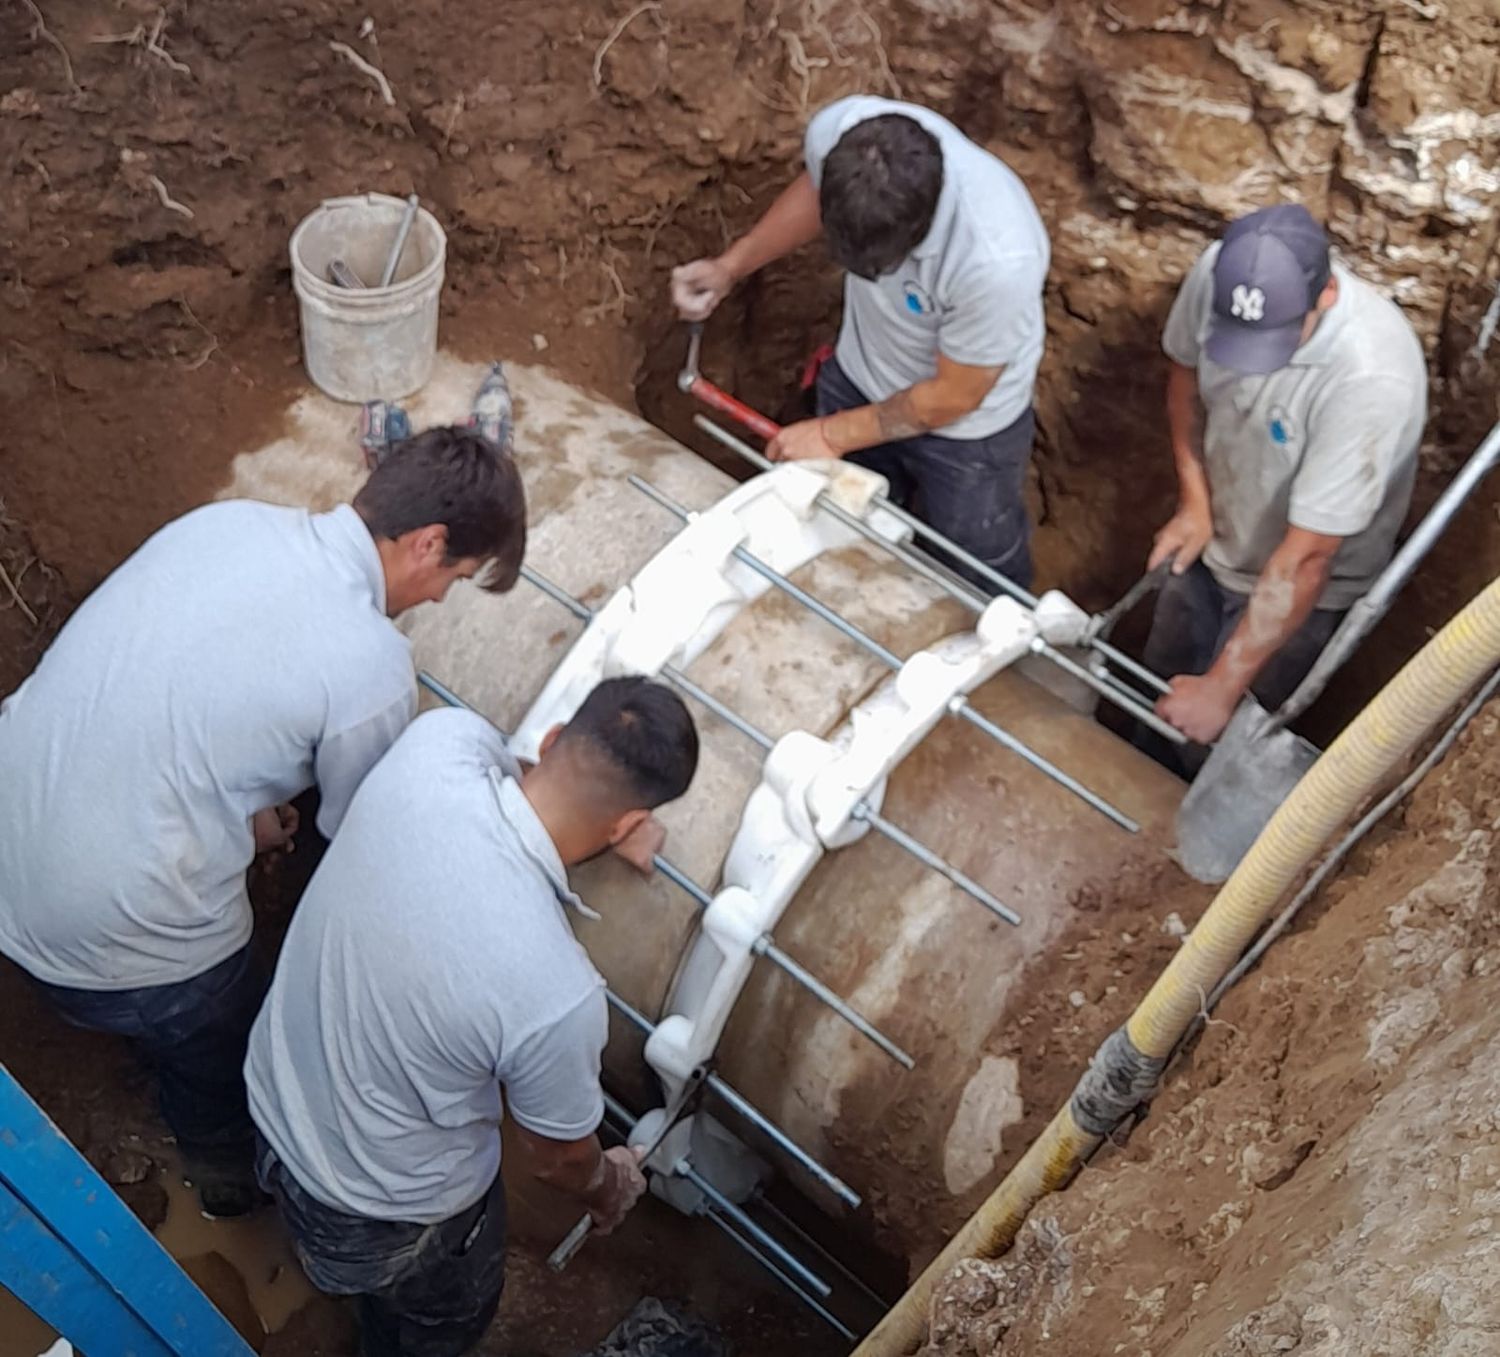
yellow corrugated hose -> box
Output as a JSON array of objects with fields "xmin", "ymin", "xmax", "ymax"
[{"xmin": 853, "ymin": 574, "xmax": 1500, "ymax": 1357}]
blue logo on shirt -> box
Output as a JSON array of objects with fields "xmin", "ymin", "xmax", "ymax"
[
  {"xmin": 903, "ymin": 281, "xmax": 932, "ymax": 315},
  {"xmin": 1267, "ymin": 405, "xmax": 1296, "ymax": 447},
  {"xmin": 1270, "ymin": 419, "xmax": 1288, "ymax": 445}
]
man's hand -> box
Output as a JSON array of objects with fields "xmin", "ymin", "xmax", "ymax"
[
  {"xmin": 671, "ymin": 258, "xmax": 735, "ymax": 322},
  {"xmin": 587, "ymin": 1145, "xmax": 648, "ymax": 1235},
  {"xmin": 612, "ymin": 815, "xmax": 666, "ymax": 876},
  {"xmin": 767, "ymin": 418, "xmax": 839, "ymax": 463},
  {"xmin": 1149, "ymin": 502, "xmax": 1213, "ymax": 574},
  {"xmin": 251, "ymin": 803, "xmax": 299, "ymax": 854},
  {"xmin": 1155, "ymin": 673, "xmax": 1240, "ymax": 744}
]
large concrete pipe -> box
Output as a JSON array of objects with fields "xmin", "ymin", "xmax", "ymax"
[{"xmin": 225, "ymin": 356, "xmax": 1184, "ymax": 1270}]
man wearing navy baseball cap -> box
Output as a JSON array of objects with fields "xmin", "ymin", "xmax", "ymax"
[{"xmin": 1141, "ymin": 203, "xmax": 1426, "ymax": 750}]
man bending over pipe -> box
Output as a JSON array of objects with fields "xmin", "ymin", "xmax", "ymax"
[
  {"xmin": 1143, "ymin": 204, "xmax": 1426, "ymax": 751},
  {"xmin": 0, "ymin": 427, "xmax": 526, "ymax": 1218},
  {"xmin": 245, "ymin": 677, "xmax": 700, "ymax": 1357},
  {"xmin": 672, "ymin": 95, "xmax": 1049, "ymax": 591}
]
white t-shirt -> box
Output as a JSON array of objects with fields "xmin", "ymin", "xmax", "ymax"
[
  {"xmin": 246, "ymin": 708, "xmax": 607, "ymax": 1224},
  {"xmin": 0, "ymin": 501, "xmax": 414, "ymax": 989},
  {"xmin": 804, "ymin": 96, "xmax": 1051, "ymax": 440},
  {"xmin": 1163, "ymin": 249, "xmax": 1426, "ymax": 609}
]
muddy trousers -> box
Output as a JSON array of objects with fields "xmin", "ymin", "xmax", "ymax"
[
  {"xmin": 1137, "ymin": 561, "xmax": 1346, "ymax": 773},
  {"xmin": 814, "ymin": 356, "xmax": 1035, "ymax": 594},
  {"xmin": 31, "ymin": 945, "xmax": 266, "ymax": 1170},
  {"xmin": 258, "ymin": 1142, "xmax": 507, "ymax": 1357}
]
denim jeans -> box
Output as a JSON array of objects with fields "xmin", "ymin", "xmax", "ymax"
[
  {"xmin": 32, "ymin": 946, "xmax": 266, "ymax": 1160},
  {"xmin": 815, "ymin": 356, "xmax": 1035, "ymax": 593},
  {"xmin": 258, "ymin": 1142, "xmax": 507, "ymax": 1357},
  {"xmin": 1137, "ymin": 560, "xmax": 1345, "ymax": 772}
]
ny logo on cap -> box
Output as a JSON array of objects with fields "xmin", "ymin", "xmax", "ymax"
[{"xmin": 1231, "ymin": 284, "xmax": 1266, "ymax": 321}]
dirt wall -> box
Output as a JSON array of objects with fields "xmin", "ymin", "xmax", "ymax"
[
  {"xmin": 4, "ymin": 1, "xmax": 1498, "ymax": 686},
  {"xmin": 920, "ymin": 700, "xmax": 1500, "ymax": 1357}
]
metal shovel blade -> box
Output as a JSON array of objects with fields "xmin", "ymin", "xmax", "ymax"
[{"xmin": 1173, "ymin": 699, "xmax": 1321, "ymax": 884}]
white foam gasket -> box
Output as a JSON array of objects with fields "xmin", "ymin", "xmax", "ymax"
[
  {"xmin": 654, "ymin": 595, "xmax": 1040, "ymax": 1107},
  {"xmin": 511, "ymin": 462, "xmax": 908, "ymax": 760}
]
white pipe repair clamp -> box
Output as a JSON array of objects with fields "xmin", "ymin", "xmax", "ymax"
[{"xmin": 511, "ymin": 463, "xmax": 909, "ymax": 759}]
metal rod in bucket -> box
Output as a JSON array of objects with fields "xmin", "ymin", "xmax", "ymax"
[{"xmin": 379, "ymin": 194, "xmax": 421, "ymax": 288}]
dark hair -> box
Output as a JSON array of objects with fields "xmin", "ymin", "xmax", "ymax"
[
  {"xmin": 353, "ymin": 427, "xmax": 527, "ymax": 592},
  {"xmin": 559, "ymin": 677, "xmax": 699, "ymax": 811},
  {"xmin": 820, "ymin": 114, "xmax": 943, "ymax": 281}
]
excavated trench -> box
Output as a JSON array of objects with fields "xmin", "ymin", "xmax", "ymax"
[{"xmin": 2, "ymin": 0, "xmax": 1499, "ymax": 1353}]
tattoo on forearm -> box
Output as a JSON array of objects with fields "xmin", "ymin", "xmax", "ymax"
[{"xmin": 874, "ymin": 390, "xmax": 930, "ymax": 442}]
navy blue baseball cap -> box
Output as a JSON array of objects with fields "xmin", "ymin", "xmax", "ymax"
[{"xmin": 1206, "ymin": 204, "xmax": 1332, "ymax": 374}]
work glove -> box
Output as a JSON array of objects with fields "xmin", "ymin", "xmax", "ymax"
[{"xmin": 671, "ymin": 258, "xmax": 734, "ymax": 322}]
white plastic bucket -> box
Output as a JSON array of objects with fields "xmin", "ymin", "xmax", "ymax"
[{"xmin": 289, "ymin": 192, "xmax": 446, "ymax": 403}]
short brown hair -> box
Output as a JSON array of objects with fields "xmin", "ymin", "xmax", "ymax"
[
  {"xmin": 353, "ymin": 426, "xmax": 527, "ymax": 592},
  {"xmin": 821, "ymin": 114, "xmax": 943, "ymax": 281}
]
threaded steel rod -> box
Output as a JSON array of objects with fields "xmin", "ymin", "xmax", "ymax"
[
  {"xmin": 521, "ymin": 568, "xmax": 1019, "ymax": 921},
  {"xmin": 627, "ymin": 475, "xmax": 1139, "ymax": 833},
  {"xmin": 422, "ymin": 665, "xmax": 911, "ymax": 1069},
  {"xmin": 600, "ymin": 1093, "xmax": 854, "ymax": 1337},
  {"xmin": 693, "ymin": 413, "xmax": 1171, "ymax": 698},
  {"xmin": 522, "ymin": 569, "xmax": 1024, "ymax": 939},
  {"xmin": 601, "ymin": 988, "xmax": 861, "ymax": 1207}
]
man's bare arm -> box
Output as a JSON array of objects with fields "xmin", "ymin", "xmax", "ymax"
[
  {"xmin": 671, "ymin": 174, "xmax": 822, "ymax": 321},
  {"xmin": 1150, "ymin": 362, "xmax": 1214, "ymax": 573},
  {"xmin": 514, "ymin": 1123, "xmax": 646, "ymax": 1233},
  {"xmin": 1156, "ymin": 526, "xmax": 1341, "ymax": 742},
  {"xmin": 767, "ymin": 353, "xmax": 1004, "ymax": 462}
]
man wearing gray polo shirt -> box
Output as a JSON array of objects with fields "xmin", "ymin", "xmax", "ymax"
[
  {"xmin": 246, "ymin": 678, "xmax": 700, "ymax": 1357},
  {"xmin": 1144, "ymin": 204, "xmax": 1426, "ymax": 749},
  {"xmin": 672, "ymin": 95, "xmax": 1049, "ymax": 591},
  {"xmin": 0, "ymin": 427, "xmax": 526, "ymax": 1216}
]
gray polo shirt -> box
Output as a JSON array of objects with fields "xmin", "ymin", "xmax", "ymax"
[
  {"xmin": 0, "ymin": 501, "xmax": 414, "ymax": 990},
  {"xmin": 804, "ymin": 96, "xmax": 1050, "ymax": 440},
  {"xmin": 246, "ymin": 707, "xmax": 607, "ymax": 1224},
  {"xmin": 1163, "ymin": 247, "xmax": 1426, "ymax": 609}
]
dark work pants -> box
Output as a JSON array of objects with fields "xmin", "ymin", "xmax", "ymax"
[
  {"xmin": 33, "ymin": 946, "xmax": 266, "ymax": 1163},
  {"xmin": 259, "ymin": 1142, "xmax": 507, "ymax": 1357},
  {"xmin": 1138, "ymin": 560, "xmax": 1345, "ymax": 771},
  {"xmin": 815, "ymin": 356, "xmax": 1035, "ymax": 593}
]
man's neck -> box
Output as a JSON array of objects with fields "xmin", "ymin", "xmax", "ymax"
[{"xmin": 518, "ymin": 768, "xmax": 592, "ymax": 867}]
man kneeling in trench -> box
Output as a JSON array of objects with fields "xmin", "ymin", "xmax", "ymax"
[{"xmin": 245, "ymin": 677, "xmax": 700, "ymax": 1357}]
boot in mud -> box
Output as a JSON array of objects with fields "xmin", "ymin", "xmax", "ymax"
[{"xmin": 182, "ymin": 1143, "xmax": 267, "ymax": 1221}]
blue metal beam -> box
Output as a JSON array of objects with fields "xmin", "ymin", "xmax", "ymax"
[{"xmin": 0, "ymin": 1066, "xmax": 255, "ymax": 1356}]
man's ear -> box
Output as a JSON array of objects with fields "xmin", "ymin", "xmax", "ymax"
[
  {"xmin": 537, "ymin": 724, "xmax": 564, "ymax": 759},
  {"xmin": 606, "ymin": 807, "xmax": 650, "ymax": 847},
  {"xmin": 407, "ymin": 523, "xmax": 448, "ymax": 565}
]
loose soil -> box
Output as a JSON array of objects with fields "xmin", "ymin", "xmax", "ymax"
[{"xmin": 3, "ymin": 0, "xmax": 1500, "ymax": 1354}]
